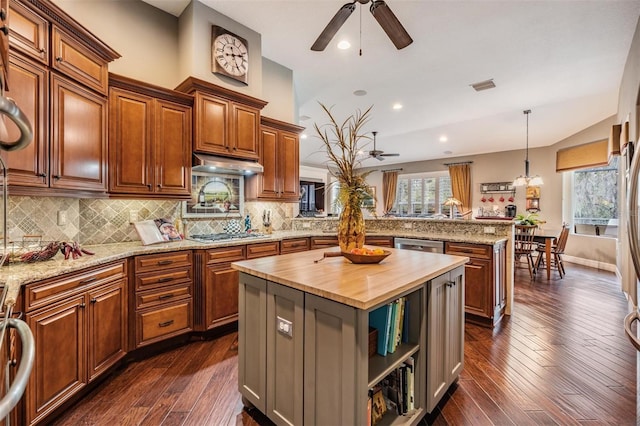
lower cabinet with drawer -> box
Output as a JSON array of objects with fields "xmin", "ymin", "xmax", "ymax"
[
  {"xmin": 24, "ymin": 261, "xmax": 128, "ymax": 426},
  {"xmin": 444, "ymin": 241, "xmax": 506, "ymax": 327},
  {"xmin": 280, "ymin": 237, "xmax": 310, "ymax": 254},
  {"xmin": 133, "ymin": 251, "xmax": 193, "ymax": 348}
]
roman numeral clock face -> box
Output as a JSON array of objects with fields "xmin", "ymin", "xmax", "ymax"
[{"xmin": 212, "ymin": 26, "xmax": 248, "ymax": 84}]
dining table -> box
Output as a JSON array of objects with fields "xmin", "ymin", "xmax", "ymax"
[{"xmin": 533, "ymin": 233, "xmax": 557, "ymax": 280}]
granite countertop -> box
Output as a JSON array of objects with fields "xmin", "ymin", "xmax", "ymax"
[{"xmin": 0, "ymin": 230, "xmax": 507, "ymax": 287}]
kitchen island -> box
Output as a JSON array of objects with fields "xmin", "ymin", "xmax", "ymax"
[{"xmin": 232, "ymin": 247, "xmax": 468, "ymax": 426}]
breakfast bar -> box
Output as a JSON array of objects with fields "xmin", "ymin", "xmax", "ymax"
[{"xmin": 232, "ymin": 247, "xmax": 468, "ymax": 425}]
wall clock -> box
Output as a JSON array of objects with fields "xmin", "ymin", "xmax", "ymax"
[{"xmin": 211, "ymin": 25, "xmax": 249, "ymax": 85}]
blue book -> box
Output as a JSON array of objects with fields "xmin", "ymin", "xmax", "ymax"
[
  {"xmin": 387, "ymin": 300, "xmax": 399, "ymax": 353},
  {"xmin": 369, "ymin": 304, "xmax": 392, "ymax": 356}
]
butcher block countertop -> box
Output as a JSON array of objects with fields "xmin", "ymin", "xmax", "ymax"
[{"xmin": 231, "ymin": 247, "xmax": 469, "ymax": 310}]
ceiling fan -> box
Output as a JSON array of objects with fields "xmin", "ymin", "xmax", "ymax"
[
  {"xmin": 311, "ymin": 0, "xmax": 413, "ymax": 51},
  {"xmin": 368, "ymin": 131, "xmax": 399, "ymax": 161}
]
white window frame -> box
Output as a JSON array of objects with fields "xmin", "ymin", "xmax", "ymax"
[{"xmin": 392, "ymin": 171, "xmax": 452, "ymax": 217}]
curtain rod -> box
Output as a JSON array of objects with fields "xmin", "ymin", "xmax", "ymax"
[
  {"xmin": 443, "ymin": 161, "xmax": 473, "ymax": 166},
  {"xmin": 381, "ymin": 168, "xmax": 403, "ymax": 173}
]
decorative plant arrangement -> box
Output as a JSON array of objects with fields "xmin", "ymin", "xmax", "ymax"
[
  {"xmin": 314, "ymin": 104, "xmax": 375, "ymax": 253},
  {"xmin": 515, "ymin": 213, "xmax": 540, "ymax": 226}
]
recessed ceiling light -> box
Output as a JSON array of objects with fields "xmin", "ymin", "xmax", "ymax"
[
  {"xmin": 337, "ymin": 40, "xmax": 351, "ymax": 50},
  {"xmin": 301, "ymin": 134, "xmax": 308, "ymax": 139},
  {"xmin": 299, "ymin": 115, "xmax": 311, "ymax": 121},
  {"xmin": 439, "ymin": 136, "xmax": 448, "ymax": 142},
  {"xmin": 470, "ymin": 78, "xmax": 496, "ymax": 92},
  {"xmin": 353, "ymin": 90, "xmax": 367, "ymax": 96},
  {"xmin": 392, "ymin": 103, "xmax": 403, "ymax": 110},
  {"xmin": 443, "ymin": 150, "xmax": 452, "ymax": 155}
]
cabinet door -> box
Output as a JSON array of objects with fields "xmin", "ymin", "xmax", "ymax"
[
  {"xmin": 266, "ymin": 282, "xmax": 304, "ymax": 426},
  {"xmin": 446, "ymin": 267, "xmax": 464, "ymax": 382},
  {"xmin": 108, "ymin": 87, "xmax": 153, "ymax": 194},
  {"xmin": 194, "ymin": 93, "xmax": 228, "ymax": 154},
  {"xmin": 278, "ymin": 130, "xmax": 299, "ymax": 200},
  {"xmin": 8, "ymin": 1, "xmax": 49, "ymax": 65},
  {"xmin": 464, "ymin": 257, "xmax": 492, "ymax": 318},
  {"xmin": 1, "ymin": 53, "xmax": 48, "ymax": 187},
  {"xmin": 231, "ymin": 103, "xmax": 259, "ymax": 160},
  {"xmin": 304, "ymin": 293, "xmax": 357, "ymax": 426},
  {"xmin": 426, "ymin": 273, "xmax": 448, "ymax": 412},
  {"xmin": 258, "ymin": 126, "xmax": 279, "ymax": 198},
  {"xmin": 154, "ymin": 99, "xmax": 191, "ymax": 196},
  {"xmin": 204, "ymin": 263, "xmax": 239, "ymax": 328},
  {"xmin": 238, "ymin": 273, "xmax": 267, "ymax": 412},
  {"xmin": 87, "ymin": 280, "xmax": 128, "ymax": 382},
  {"xmin": 26, "ymin": 295, "xmax": 86, "ymax": 426},
  {"xmin": 50, "ymin": 73, "xmax": 108, "ymax": 191}
]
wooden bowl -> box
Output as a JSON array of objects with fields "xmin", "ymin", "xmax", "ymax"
[{"xmin": 341, "ymin": 250, "xmax": 391, "ymax": 264}]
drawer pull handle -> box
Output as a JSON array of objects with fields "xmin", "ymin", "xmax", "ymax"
[
  {"xmin": 90, "ymin": 298, "xmax": 97, "ymax": 304},
  {"xmin": 80, "ymin": 277, "xmax": 97, "ymax": 285},
  {"xmin": 159, "ymin": 320, "xmax": 174, "ymax": 328},
  {"xmin": 157, "ymin": 260, "xmax": 173, "ymax": 265},
  {"xmin": 158, "ymin": 294, "xmax": 174, "ymax": 300},
  {"xmin": 56, "ymin": 56, "xmax": 63, "ymax": 62},
  {"xmin": 158, "ymin": 277, "xmax": 174, "ymax": 283}
]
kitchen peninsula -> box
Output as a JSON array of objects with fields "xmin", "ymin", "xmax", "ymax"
[{"xmin": 232, "ymin": 248, "xmax": 469, "ymax": 425}]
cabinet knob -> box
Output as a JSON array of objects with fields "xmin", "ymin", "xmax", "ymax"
[
  {"xmin": 90, "ymin": 298, "xmax": 97, "ymax": 304},
  {"xmin": 39, "ymin": 48, "xmax": 46, "ymax": 54},
  {"xmin": 37, "ymin": 173, "xmax": 46, "ymax": 179},
  {"xmin": 0, "ymin": 8, "xmax": 6, "ymax": 21},
  {"xmin": 55, "ymin": 57, "xmax": 63, "ymax": 62},
  {"xmin": 52, "ymin": 175, "xmax": 60, "ymax": 180},
  {"xmin": 79, "ymin": 302, "xmax": 86, "ymax": 308},
  {"xmin": 157, "ymin": 184, "xmax": 162, "ymax": 188},
  {"xmin": 0, "ymin": 26, "xmax": 8, "ymax": 36}
]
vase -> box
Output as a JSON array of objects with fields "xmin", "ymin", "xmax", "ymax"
[{"xmin": 337, "ymin": 194, "xmax": 365, "ymax": 253}]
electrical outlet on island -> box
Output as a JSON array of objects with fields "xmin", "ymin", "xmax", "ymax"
[
  {"xmin": 484, "ymin": 226, "xmax": 496, "ymax": 234},
  {"xmin": 403, "ymin": 222, "xmax": 413, "ymax": 229}
]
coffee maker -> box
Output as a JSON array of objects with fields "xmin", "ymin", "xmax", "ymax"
[{"xmin": 505, "ymin": 204, "xmax": 517, "ymax": 218}]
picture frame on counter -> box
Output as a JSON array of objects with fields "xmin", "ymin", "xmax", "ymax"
[{"xmin": 182, "ymin": 172, "xmax": 244, "ymax": 218}]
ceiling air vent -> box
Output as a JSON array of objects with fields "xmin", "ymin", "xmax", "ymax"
[{"xmin": 470, "ymin": 79, "xmax": 496, "ymax": 92}]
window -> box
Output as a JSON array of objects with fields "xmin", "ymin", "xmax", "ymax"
[
  {"xmin": 392, "ymin": 172, "xmax": 452, "ymax": 216},
  {"xmin": 571, "ymin": 157, "xmax": 618, "ymax": 236}
]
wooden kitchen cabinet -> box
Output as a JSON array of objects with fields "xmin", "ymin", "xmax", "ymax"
[
  {"xmin": 445, "ymin": 241, "xmax": 506, "ymax": 327},
  {"xmin": 3, "ymin": 0, "xmax": 119, "ymax": 196},
  {"xmin": 175, "ymin": 76, "xmax": 267, "ymax": 160},
  {"xmin": 245, "ymin": 117, "xmax": 304, "ymax": 201},
  {"xmin": 280, "ymin": 237, "xmax": 310, "ymax": 254},
  {"xmin": 108, "ymin": 74, "xmax": 192, "ymax": 198},
  {"xmin": 133, "ymin": 251, "xmax": 193, "ymax": 348},
  {"xmin": 24, "ymin": 261, "xmax": 127, "ymax": 426}
]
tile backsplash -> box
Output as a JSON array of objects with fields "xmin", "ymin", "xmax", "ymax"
[{"xmin": 4, "ymin": 196, "xmax": 296, "ymax": 245}]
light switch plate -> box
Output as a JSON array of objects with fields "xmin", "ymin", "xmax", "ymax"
[
  {"xmin": 57, "ymin": 210, "xmax": 67, "ymax": 226},
  {"xmin": 277, "ymin": 316, "xmax": 293, "ymax": 337},
  {"xmin": 129, "ymin": 210, "xmax": 138, "ymax": 223}
]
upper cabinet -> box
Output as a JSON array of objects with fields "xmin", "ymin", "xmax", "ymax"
[
  {"xmin": 175, "ymin": 76, "xmax": 267, "ymax": 161},
  {"xmin": 108, "ymin": 74, "xmax": 193, "ymax": 199},
  {"xmin": 245, "ymin": 116, "xmax": 304, "ymax": 201},
  {"xmin": 1, "ymin": 0, "xmax": 120, "ymax": 196}
]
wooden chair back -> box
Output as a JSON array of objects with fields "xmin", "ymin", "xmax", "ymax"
[
  {"xmin": 515, "ymin": 225, "xmax": 537, "ymax": 253},
  {"xmin": 554, "ymin": 225, "xmax": 570, "ymax": 254}
]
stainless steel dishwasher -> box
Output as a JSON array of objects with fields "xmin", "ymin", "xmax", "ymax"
[{"xmin": 394, "ymin": 238, "xmax": 444, "ymax": 253}]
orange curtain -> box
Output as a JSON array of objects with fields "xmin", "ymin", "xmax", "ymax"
[
  {"xmin": 448, "ymin": 164, "xmax": 471, "ymax": 214},
  {"xmin": 382, "ymin": 171, "xmax": 398, "ymax": 216}
]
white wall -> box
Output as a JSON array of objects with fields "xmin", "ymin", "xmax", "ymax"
[{"xmin": 261, "ymin": 58, "xmax": 294, "ymax": 122}]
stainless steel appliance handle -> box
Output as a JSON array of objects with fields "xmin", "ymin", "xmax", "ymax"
[
  {"xmin": 624, "ymin": 311, "xmax": 640, "ymax": 351},
  {"xmin": 0, "ymin": 318, "xmax": 34, "ymax": 419}
]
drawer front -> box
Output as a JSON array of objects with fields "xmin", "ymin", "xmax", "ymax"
[
  {"xmin": 9, "ymin": 1, "xmax": 49, "ymax": 65},
  {"xmin": 136, "ymin": 283, "xmax": 191, "ymax": 310},
  {"xmin": 310, "ymin": 236, "xmax": 338, "ymax": 249},
  {"xmin": 280, "ymin": 238, "xmax": 310, "ymax": 254},
  {"xmin": 445, "ymin": 242, "xmax": 492, "ymax": 259},
  {"xmin": 135, "ymin": 251, "xmax": 192, "ymax": 274},
  {"xmin": 135, "ymin": 266, "xmax": 192, "ymax": 292},
  {"xmin": 364, "ymin": 236, "xmax": 394, "ymax": 247},
  {"xmin": 137, "ymin": 300, "xmax": 192, "ymax": 347},
  {"xmin": 25, "ymin": 261, "xmax": 126, "ymax": 312},
  {"xmin": 205, "ymin": 246, "xmax": 246, "ymax": 264},
  {"xmin": 51, "ymin": 25, "xmax": 108, "ymax": 94},
  {"xmin": 246, "ymin": 241, "xmax": 280, "ymax": 259}
]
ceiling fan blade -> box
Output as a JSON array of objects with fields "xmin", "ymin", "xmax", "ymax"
[
  {"xmin": 375, "ymin": 155, "xmax": 386, "ymax": 161},
  {"xmin": 369, "ymin": 0, "xmax": 413, "ymax": 50},
  {"xmin": 311, "ymin": 2, "xmax": 357, "ymax": 51},
  {"xmin": 380, "ymin": 153, "xmax": 400, "ymax": 157}
]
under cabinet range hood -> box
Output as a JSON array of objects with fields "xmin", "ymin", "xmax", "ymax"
[{"xmin": 192, "ymin": 153, "xmax": 263, "ymax": 175}]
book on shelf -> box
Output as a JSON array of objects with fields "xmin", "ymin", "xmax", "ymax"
[
  {"xmin": 373, "ymin": 357, "xmax": 416, "ymax": 418},
  {"xmin": 402, "ymin": 298, "xmax": 410, "ymax": 343},
  {"xmin": 405, "ymin": 357, "xmax": 415, "ymax": 411},
  {"xmin": 395, "ymin": 297, "xmax": 405, "ymax": 351},
  {"xmin": 387, "ymin": 300, "xmax": 398, "ymax": 353},
  {"xmin": 369, "ymin": 304, "xmax": 392, "ymax": 356}
]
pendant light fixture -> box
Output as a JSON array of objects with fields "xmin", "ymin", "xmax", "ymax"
[{"xmin": 513, "ymin": 109, "xmax": 543, "ymax": 187}]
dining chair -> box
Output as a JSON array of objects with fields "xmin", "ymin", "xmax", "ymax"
[
  {"xmin": 535, "ymin": 224, "xmax": 570, "ymax": 278},
  {"xmin": 514, "ymin": 224, "xmax": 537, "ymax": 278}
]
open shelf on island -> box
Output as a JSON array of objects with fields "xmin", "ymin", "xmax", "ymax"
[{"xmin": 368, "ymin": 343, "xmax": 420, "ymax": 388}]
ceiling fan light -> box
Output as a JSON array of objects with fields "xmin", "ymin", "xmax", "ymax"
[
  {"xmin": 528, "ymin": 176, "xmax": 544, "ymax": 186},
  {"xmin": 337, "ymin": 40, "xmax": 351, "ymax": 49}
]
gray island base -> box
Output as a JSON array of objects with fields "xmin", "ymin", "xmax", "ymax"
[{"xmin": 232, "ymin": 247, "xmax": 468, "ymax": 426}]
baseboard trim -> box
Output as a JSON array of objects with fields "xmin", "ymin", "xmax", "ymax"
[{"xmin": 563, "ymin": 255, "xmax": 617, "ymax": 273}]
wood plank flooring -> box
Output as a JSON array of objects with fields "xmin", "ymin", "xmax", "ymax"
[{"xmin": 52, "ymin": 263, "xmax": 637, "ymax": 425}]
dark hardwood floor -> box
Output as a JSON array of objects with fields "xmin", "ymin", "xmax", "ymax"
[{"xmin": 52, "ymin": 263, "xmax": 637, "ymax": 425}]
